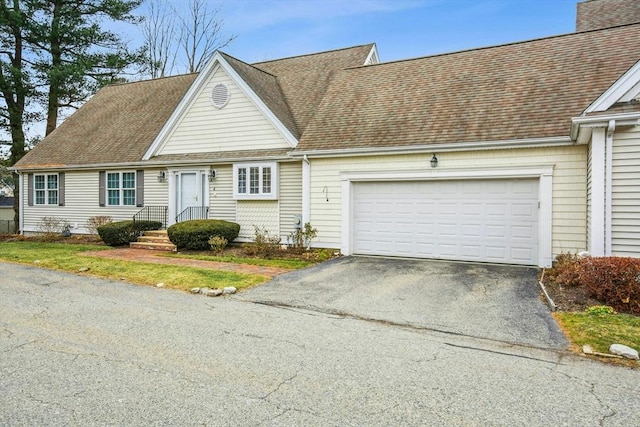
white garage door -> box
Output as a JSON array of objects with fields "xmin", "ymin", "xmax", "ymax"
[{"xmin": 353, "ymin": 179, "xmax": 539, "ymax": 265}]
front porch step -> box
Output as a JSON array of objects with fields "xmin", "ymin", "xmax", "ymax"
[{"xmin": 130, "ymin": 230, "xmax": 176, "ymax": 251}]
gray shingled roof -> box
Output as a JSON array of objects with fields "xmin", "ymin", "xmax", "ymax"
[
  {"xmin": 296, "ymin": 24, "xmax": 640, "ymax": 152},
  {"xmin": 15, "ymin": 44, "xmax": 373, "ymax": 169},
  {"xmin": 16, "ymin": 74, "xmax": 198, "ymax": 169}
]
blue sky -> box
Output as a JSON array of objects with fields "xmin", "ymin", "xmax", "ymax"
[{"xmin": 132, "ymin": 0, "xmax": 581, "ymax": 64}]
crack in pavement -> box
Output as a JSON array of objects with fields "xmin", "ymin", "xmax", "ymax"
[
  {"xmin": 262, "ymin": 372, "xmax": 299, "ymax": 400},
  {"xmin": 247, "ymin": 299, "xmax": 568, "ymax": 359},
  {"xmin": 443, "ymin": 342, "xmax": 559, "ymax": 364}
]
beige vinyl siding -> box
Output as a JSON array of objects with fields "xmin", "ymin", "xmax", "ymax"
[
  {"xmin": 157, "ymin": 65, "xmax": 290, "ymax": 156},
  {"xmin": 309, "ymin": 145, "xmax": 588, "ymax": 256},
  {"xmin": 23, "ymin": 170, "xmax": 166, "ymax": 234},
  {"xmin": 236, "ymin": 200, "xmax": 279, "ymax": 240},
  {"xmin": 611, "ymin": 126, "xmax": 640, "ymax": 256},
  {"xmin": 279, "ymin": 161, "xmax": 303, "ymax": 241},
  {"xmin": 144, "ymin": 169, "xmax": 169, "ymax": 206},
  {"xmin": 209, "ymin": 164, "xmax": 235, "ymax": 221}
]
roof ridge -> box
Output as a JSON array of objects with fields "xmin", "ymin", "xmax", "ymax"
[
  {"xmin": 107, "ymin": 72, "xmax": 199, "ymax": 88},
  {"xmin": 345, "ymin": 22, "xmax": 640, "ymax": 70},
  {"xmin": 219, "ymin": 51, "xmax": 278, "ymax": 79},
  {"xmin": 252, "ymin": 43, "xmax": 374, "ymax": 65}
]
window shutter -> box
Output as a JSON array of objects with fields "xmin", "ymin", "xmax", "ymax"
[
  {"xmin": 27, "ymin": 174, "xmax": 34, "ymax": 206},
  {"xmin": 58, "ymin": 172, "xmax": 65, "ymax": 206},
  {"xmin": 136, "ymin": 170, "xmax": 144, "ymax": 207},
  {"xmin": 99, "ymin": 171, "xmax": 106, "ymax": 207}
]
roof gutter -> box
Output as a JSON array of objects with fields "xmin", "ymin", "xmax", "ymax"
[
  {"xmin": 10, "ymin": 153, "xmax": 296, "ymax": 172},
  {"xmin": 570, "ymin": 112, "xmax": 640, "ymax": 143},
  {"xmin": 289, "ymin": 136, "xmax": 572, "ymax": 158}
]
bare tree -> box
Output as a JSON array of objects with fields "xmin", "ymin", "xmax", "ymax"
[
  {"xmin": 141, "ymin": 0, "xmax": 235, "ymax": 78},
  {"xmin": 178, "ymin": 0, "xmax": 235, "ymax": 73},
  {"xmin": 140, "ymin": 0, "xmax": 176, "ymax": 78}
]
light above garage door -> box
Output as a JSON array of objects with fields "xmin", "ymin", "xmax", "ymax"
[{"xmin": 352, "ymin": 179, "xmax": 539, "ymax": 265}]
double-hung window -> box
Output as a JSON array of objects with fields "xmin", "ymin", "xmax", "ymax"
[
  {"xmin": 34, "ymin": 174, "xmax": 58, "ymax": 205},
  {"xmin": 233, "ymin": 163, "xmax": 278, "ymax": 200},
  {"xmin": 107, "ymin": 172, "xmax": 136, "ymax": 206}
]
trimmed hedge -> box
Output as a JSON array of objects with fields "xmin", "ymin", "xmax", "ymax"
[
  {"xmin": 167, "ymin": 219, "xmax": 240, "ymax": 251},
  {"xmin": 578, "ymin": 257, "xmax": 640, "ymax": 316},
  {"xmin": 97, "ymin": 220, "xmax": 162, "ymax": 246}
]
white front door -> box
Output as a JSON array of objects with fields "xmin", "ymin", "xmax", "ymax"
[
  {"xmin": 179, "ymin": 172, "xmax": 199, "ymax": 213},
  {"xmin": 171, "ymin": 170, "xmax": 208, "ymax": 224}
]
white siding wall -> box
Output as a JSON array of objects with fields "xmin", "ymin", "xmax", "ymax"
[
  {"xmin": 279, "ymin": 161, "xmax": 303, "ymax": 241},
  {"xmin": 157, "ymin": 65, "xmax": 290, "ymax": 155},
  {"xmin": 612, "ymin": 126, "xmax": 640, "ymax": 256},
  {"xmin": 309, "ymin": 145, "xmax": 588, "ymax": 255},
  {"xmin": 208, "ymin": 164, "xmax": 235, "ymax": 221},
  {"xmin": 23, "ymin": 169, "xmax": 167, "ymax": 234},
  {"xmin": 236, "ymin": 200, "xmax": 279, "ymax": 240}
]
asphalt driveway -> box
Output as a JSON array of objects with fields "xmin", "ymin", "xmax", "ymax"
[{"xmin": 238, "ymin": 256, "xmax": 568, "ymax": 349}]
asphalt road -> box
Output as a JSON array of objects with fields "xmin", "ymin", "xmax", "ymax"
[{"xmin": 1, "ymin": 262, "xmax": 638, "ymax": 426}]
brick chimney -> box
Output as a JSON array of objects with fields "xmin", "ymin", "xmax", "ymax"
[{"xmin": 576, "ymin": 0, "xmax": 640, "ymax": 31}]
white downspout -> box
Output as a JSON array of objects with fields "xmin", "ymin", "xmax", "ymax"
[
  {"xmin": 302, "ymin": 155, "xmax": 311, "ymax": 225},
  {"xmin": 18, "ymin": 172, "xmax": 24, "ymax": 234},
  {"xmin": 589, "ymin": 128, "xmax": 606, "ymax": 256},
  {"xmin": 605, "ymin": 120, "xmax": 615, "ymax": 256}
]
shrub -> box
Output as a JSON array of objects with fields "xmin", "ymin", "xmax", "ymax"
[
  {"xmin": 37, "ymin": 216, "xmax": 69, "ymax": 241},
  {"xmin": 546, "ymin": 252, "xmax": 584, "ymax": 287},
  {"xmin": 97, "ymin": 220, "xmax": 162, "ymax": 246},
  {"xmin": 86, "ymin": 216, "xmax": 112, "ymax": 235},
  {"xmin": 585, "ymin": 305, "xmax": 615, "ymax": 316},
  {"xmin": 288, "ymin": 222, "xmax": 318, "ymax": 253},
  {"xmin": 167, "ymin": 219, "xmax": 240, "ymax": 251},
  {"xmin": 208, "ymin": 235, "xmax": 228, "ymax": 254},
  {"xmin": 243, "ymin": 225, "xmax": 281, "ymax": 258},
  {"xmin": 578, "ymin": 257, "xmax": 640, "ymax": 315}
]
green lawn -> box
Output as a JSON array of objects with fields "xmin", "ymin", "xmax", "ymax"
[
  {"xmin": 0, "ymin": 241, "xmax": 267, "ymax": 291},
  {"xmin": 554, "ymin": 311, "xmax": 640, "ymax": 358}
]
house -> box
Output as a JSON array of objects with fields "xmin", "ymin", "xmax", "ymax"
[{"xmin": 13, "ymin": 0, "xmax": 640, "ymax": 267}]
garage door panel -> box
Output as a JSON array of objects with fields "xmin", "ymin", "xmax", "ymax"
[{"xmin": 353, "ymin": 179, "xmax": 539, "ymax": 265}]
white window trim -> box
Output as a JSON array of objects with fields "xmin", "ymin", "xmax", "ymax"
[
  {"xmin": 34, "ymin": 173, "xmax": 58, "ymax": 205},
  {"xmin": 106, "ymin": 171, "xmax": 136, "ymax": 206},
  {"xmin": 233, "ymin": 162, "xmax": 278, "ymax": 200}
]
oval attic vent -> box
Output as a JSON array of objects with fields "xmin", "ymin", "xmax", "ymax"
[{"xmin": 211, "ymin": 83, "xmax": 230, "ymax": 109}]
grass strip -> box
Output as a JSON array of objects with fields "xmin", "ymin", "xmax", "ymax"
[
  {"xmin": 554, "ymin": 311, "xmax": 640, "ymax": 355},
  {"xmin": 0, "ymin": 241, "xmax": 266, "ymax": 291}
]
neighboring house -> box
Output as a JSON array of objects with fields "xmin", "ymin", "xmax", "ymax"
[
  {"xmin": 0, "ymin": 196, "xmax": 14, "ymax": 220},
  {"xmin": 12, "ymin": 0, "xmax": 640, "ymax": 267}
]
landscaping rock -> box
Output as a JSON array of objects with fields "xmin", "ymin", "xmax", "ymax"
[
  {"xmin": 199, "ymin": 287, "xmax": 210, "ymax": 294},
  {"xmin": 78, "ymin": 267, "xmax": 90, "ymax": 272},
  {"xmin": 205, "ymin": 289, "xmax": 223, "ymax": 297},
  {"xmin": 222, "ymin": 286, "xmax": 237, "ymax": 295},
  {"xmin": 609, "ymin": 344, "xmax": 639, "ymax": 360},
  {"xmin": 190, "ymin": 287, "xmax": 201, "ymax": 294},
  {"xmin": 156, "ymin": 282, "xmax": 164, "ymax": 288}
]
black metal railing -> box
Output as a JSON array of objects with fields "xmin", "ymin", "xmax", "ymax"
[
  {"xmin": 133, "ymin": 205, "xmax": 168, "ymax": 229},
  {"xmin": 175, "ymin": 206, "xmax": 209, "ymax": 223}
]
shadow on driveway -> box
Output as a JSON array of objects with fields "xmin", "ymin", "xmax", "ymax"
[{"xmin": 238, "ymin": 256, "xmax": 568, "ymax": 349}]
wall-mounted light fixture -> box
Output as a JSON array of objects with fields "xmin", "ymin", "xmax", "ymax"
[
  {"xmin": 208, "ymin": 168, "xmax": 217, "ymax": 182},
  {"xmin": 430, "ymin": 153, "xmax": 438, "ymax": 168},
  {"xmin": 157, "ymin": 170, "xmax": 167, "ymax": 183}
]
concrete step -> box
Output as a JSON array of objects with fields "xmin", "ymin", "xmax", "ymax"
[
  {"xmin": 137, "ymin": 235, "xmax": 172, "ymax": 244},
  {"xmin": 144, "ymin": 230, "xmax": 169, "ymax": 237},
  {"xmin": 130, "ymin": 241, "xmax": 176, "ymax": 251}
]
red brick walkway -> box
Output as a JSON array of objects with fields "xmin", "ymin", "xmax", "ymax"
[{"xmin": 81, "ymin": 248, "xmax": 292, "ymax": 278}]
